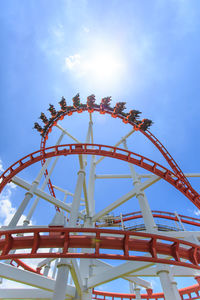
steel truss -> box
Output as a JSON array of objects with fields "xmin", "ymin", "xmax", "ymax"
[{"xmin": 0, "ymin": 97, "xmax": 200, "ymax": 300}]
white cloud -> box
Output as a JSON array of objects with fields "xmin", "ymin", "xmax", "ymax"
[
  {"xmin": 82, "ymin": 26, "xmax": 90, "ymax": 33},
  {"xmin": 194, "ymin": 210, "xmax": 200, "ymax": 216},
  {"xmin": 65, "ymin": 54, "xmax": 81, "ymax": 70},
  {"xmin": 0, "ymin": 159, "xmax": 29, "ymax": 227}
]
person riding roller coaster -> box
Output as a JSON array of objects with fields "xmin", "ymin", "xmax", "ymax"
[
  {"xmin": 39, "ymin": 112, "xmax": 49, "ymax": 124},
  {"xmin": 34, "ymin": 122, "xmax": 43, "ymax": 133},
  {"xmin": 139, "ymin": 119, "xmax": 153, "ymax": 131},
  {"xmin": 72, "ymin": 93, "xmax": 81, "ymax": 108},
  {"xmin": 59, "ymin": 97, "xmax": 67, "ymax": 111},
  {"xmin": 87, "ymin": 94, "xmax": 96, "ymax": 109},
  {"xmin": 33, "ymin": 95, "xmax": 154, "ymax": 136},
  {"xmin": 113, "ymin": 102, "xmax": 126, "ymax": 115},
  {"xmin": 127, "ymin": 110, "xmax": 141, "ymax": 122},
  {"xmin": 100, "ymin": 97, "xmax": 111, "ymax": 113},
  {"xmin": 48, "ymin": 104, "xmax": 57, "ymax": 117}
]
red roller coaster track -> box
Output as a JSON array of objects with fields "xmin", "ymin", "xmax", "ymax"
[
  {"xmin": 1, "ymin": 143, "xmax": 199, "ymax": 208},
  {"xmin": 113, "ymin": 210, "xmax": 200, "ymax": 228},
  {"xmin": 92, "ymin": 284, "xmax": 200, "ymax": 300},
  {"xmin": 0, "ymin": 227, "xmax": 200, "ymax": 269},
  {"xmin": 39, "ymin": 105, "xmax": 192, "ymax": 194},
  {"xmin": 2, "ymin": 100, "xmax": 200, "ymax": 299}
]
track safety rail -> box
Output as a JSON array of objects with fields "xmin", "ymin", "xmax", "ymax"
[
  {"xmin": 0, "ymin": 227, "xmax": 200, "ymax": 270},
  {"xmin": 1, "ymin": 144, "xmax": 200, "ymax": 209},
  {"xmin": 39, "ymin": 104, "xmax": 192, "ymax": 191}
]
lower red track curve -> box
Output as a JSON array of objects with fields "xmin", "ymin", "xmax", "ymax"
[
  {"xmin": 93, "ymin": 284, "xmax": 200, "ymax": 300},
  {"xmin": 1, "ymin": 227, "xmax": 200, "ymax": 299},
  {"xmin": 1, "ymin": 143, "xmax": 200, "ymax": 298},
  {"xmin": 1, "ymin": 227, "xmax": 200, "ymax": 269},
  {"xmin": 1, "ymin": 144, "xmax": 199, "ymax": 207}
]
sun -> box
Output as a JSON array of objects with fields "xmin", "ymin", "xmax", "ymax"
[
  {"xmin": 65, "ymin": 40, "xmax": 126, "ymax": 88},
  {"xmin": 85, "ymin": 51, "xmax": 124, "ymax": 82}
]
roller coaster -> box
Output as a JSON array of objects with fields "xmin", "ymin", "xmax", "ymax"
[{"xmin": 0, "ymin": 95, "xmax": 200, "ymax": 300}]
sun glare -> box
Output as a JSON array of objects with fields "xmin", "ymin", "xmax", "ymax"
[
  {"xmin": 85, "ymin": 51, "xmax": 124, "ymax": 81},
  {"xmin": 65, "ymin": 41, "xmax": 126, "ymax": 87}
]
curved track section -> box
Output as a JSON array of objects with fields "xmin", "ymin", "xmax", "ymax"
[
  {"xmin": 0, "ymin": 227, "xmax": 200, "ymax": 269},
  {"xmin": 113, "ymin": 210, "xmax": 200, "ymax": 228},
  {"xmin": 93, "ymin": 284, "xmax": 200, "ymax": 300},
  {"xmin": 39, "ymin": 105, "xmax": 191, "ymax": 187},
  {"xmin": 1, "ymin": 144, "xmax": 200, "ymax": 208}
]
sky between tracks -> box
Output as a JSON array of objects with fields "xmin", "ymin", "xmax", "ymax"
[{"xmin": 0, "ymin": 0, "xmax": 200, "ymax": 294}]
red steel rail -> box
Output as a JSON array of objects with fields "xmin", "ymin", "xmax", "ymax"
[
  {"xmin": 93, "ymin": 283, "xmax": 200, "ymax": 300},
  {"xmin": 1, "ymin": 144, "xmax": 200, "ymax": 208},
  {"xmin": 2, "ymin": 103, "xmax": 197, "ymax": 299},
  {"xmin": 112, "ymin": 210, "xmax": 200, "ymax": 228},
  {"xmin": 39, "ymin": 105, "xmax": 191, "ymax": 188},
  {"xmin": 0, "ymin": 227, "xmax": 200, "ymax": 270}
]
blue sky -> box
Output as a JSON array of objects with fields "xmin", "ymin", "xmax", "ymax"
[{"xmin": 0, "ymin": 0, "xmax": 200, "ymax": 294}]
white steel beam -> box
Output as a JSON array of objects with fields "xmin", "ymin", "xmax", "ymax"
[
  {"xmin": 129, "ymin": 265, "xmax": 200, "ymax": 277},
  {"xmin": 0, "ymin": 289, "xmax": 53, "ymax": 299},
  {"xmin": 53, "ymin": 184, "xmax": 85, "ymax": 202},
  {"xmin": 83, "ymin": 118, "xmax": 93, "ymax": 165},
  {"xmin": 56, "ymin": 123, "xmax": 89, "ymax": 212},
  {"xmin": 0, "ymin": 262, "xmax": 75, "ymax": 297},
  {"xmin": 90, "ymin": 113, "xmax": 94, "ymax": 144},
  {"xmin": 92, "ymin": 175, "xmax": 160, "ymax": 221},
  {"xmin": 0, "ymin": 289, "xmax": 51, "ymax": 299},
  {"xmin": 157, "ymin": 266, "xmax": 181, "ymax": 300},
  {"xmin": 24, "ymin": 132, "xmax": 65, "ymax": 224},
  {"xmin": 95, "ymin": 128, "xmax": 135, "ymax": 165},
  {"xmin": 96, "ymin": 172, "xmax": 200, "ymax": 179},
  {"xmin": 0, "ymin": 289, "xmax": 76, "ymax": 299},
  {"xmin": 93, "ymin": 260, "xmax": 151, "ymax": 288},
  {"xmin": 11, "ymin": 176, "xmax": 84, "ymax": 219},
  {"xmin": 56, "ymin": 123, "xmax": 80, "ymax": 143},
  {"xmin": 96, "ymin": 174, "xmax": 132, "ymax": 179},
  {"xmin": 70, "ymin": 259, "xmax": 84, "ymax": 295},
  {"xmin": 53, "ymin": 165, "xmax": 86, "ymax": 299},
  {"xmin": 139, "ymin": 172, "xmax": 200, "ymax": 178},
  {"xmin": 156, "ymin": 230, "xmax": 200, "ymax": 240},
  {"xmin": 123, "ymin": 139, "xmax": 157, "ymax": 232},
  {"xmin": 9, "ymin": 155, "xmax": 56, "ymax": 227},
  {"xmin": 87, "ymin": 260, "xmax": 154, "ymax": 288},
  {"xmin": 88, "ymin": 155, "xmax": 96, "ymax": 217}
]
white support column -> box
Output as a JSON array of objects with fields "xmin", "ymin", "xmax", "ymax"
[
  {"xmin": 69, "ymin": 169, "xmax": 85, "ymax": 226},
  {"xmin": 8, "ymin": 191, "xmax": 33, "ymax": 227},
  {"xmin": 157, "ymin": 266, "xmax": 181, "ymax": 300},
  {"xmin": 136, "ymin": 191, "xmax": 157, "ymax": 232},
  {"xmin": 81, "ymin": 290, "xmax": 92, "ymax": 300},
  {"xmin": 123, "ymin": 139, "xmax": 157, "ymax": 233},
  {"xmin": 83, "ymin": 118, "xmax": 93, "ymax": 166},
  {"xmin": 88, "ymin": 155, "xmax": 96, "ymax": 218},
  {"xmin": 175, "ymin": 211, "xmax": 185, "ymax": 231},
  {"xmin": 24, "ymin": 132, "xmax": 65, "ymax": 226},
  {"xmin": 9, "ymin": 132, "xmax": 65, "ymax": 228},
  {"xmin": 9, "ymin": 160, "xmax": 50, "ymax": 226},
  {"xmin": 52, "ymin": 168, "xmax": 85, "ymax": 300},
  {"xmin": 120, "ymin": 212, "xmax": 125, "ymax": 230},
  {"xmin": 56, "ymin": 123, "xmax": 80, "ymax": 143},
  {"xmin": 52, "ymin": 261, "xmax": 70, "ymax": 300},
  {"xmin": 134, "ymin": 284, "xmax": 141, "ymax": 300},
  {"xmin": 95, "ymin": 128, "xmax": 135, "ymax": 165},
  {"xmin": 43, "ymin": 263, "xmax": 51, "ymax": 276}
]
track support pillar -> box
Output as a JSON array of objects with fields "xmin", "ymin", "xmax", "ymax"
[
  {"xmin": 52, "ymin": 261, "xmax": 70, "ymax": 300},
  {"xmin": 157, "ymin": 267, "xmax": 181, "ymax": 300}
]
